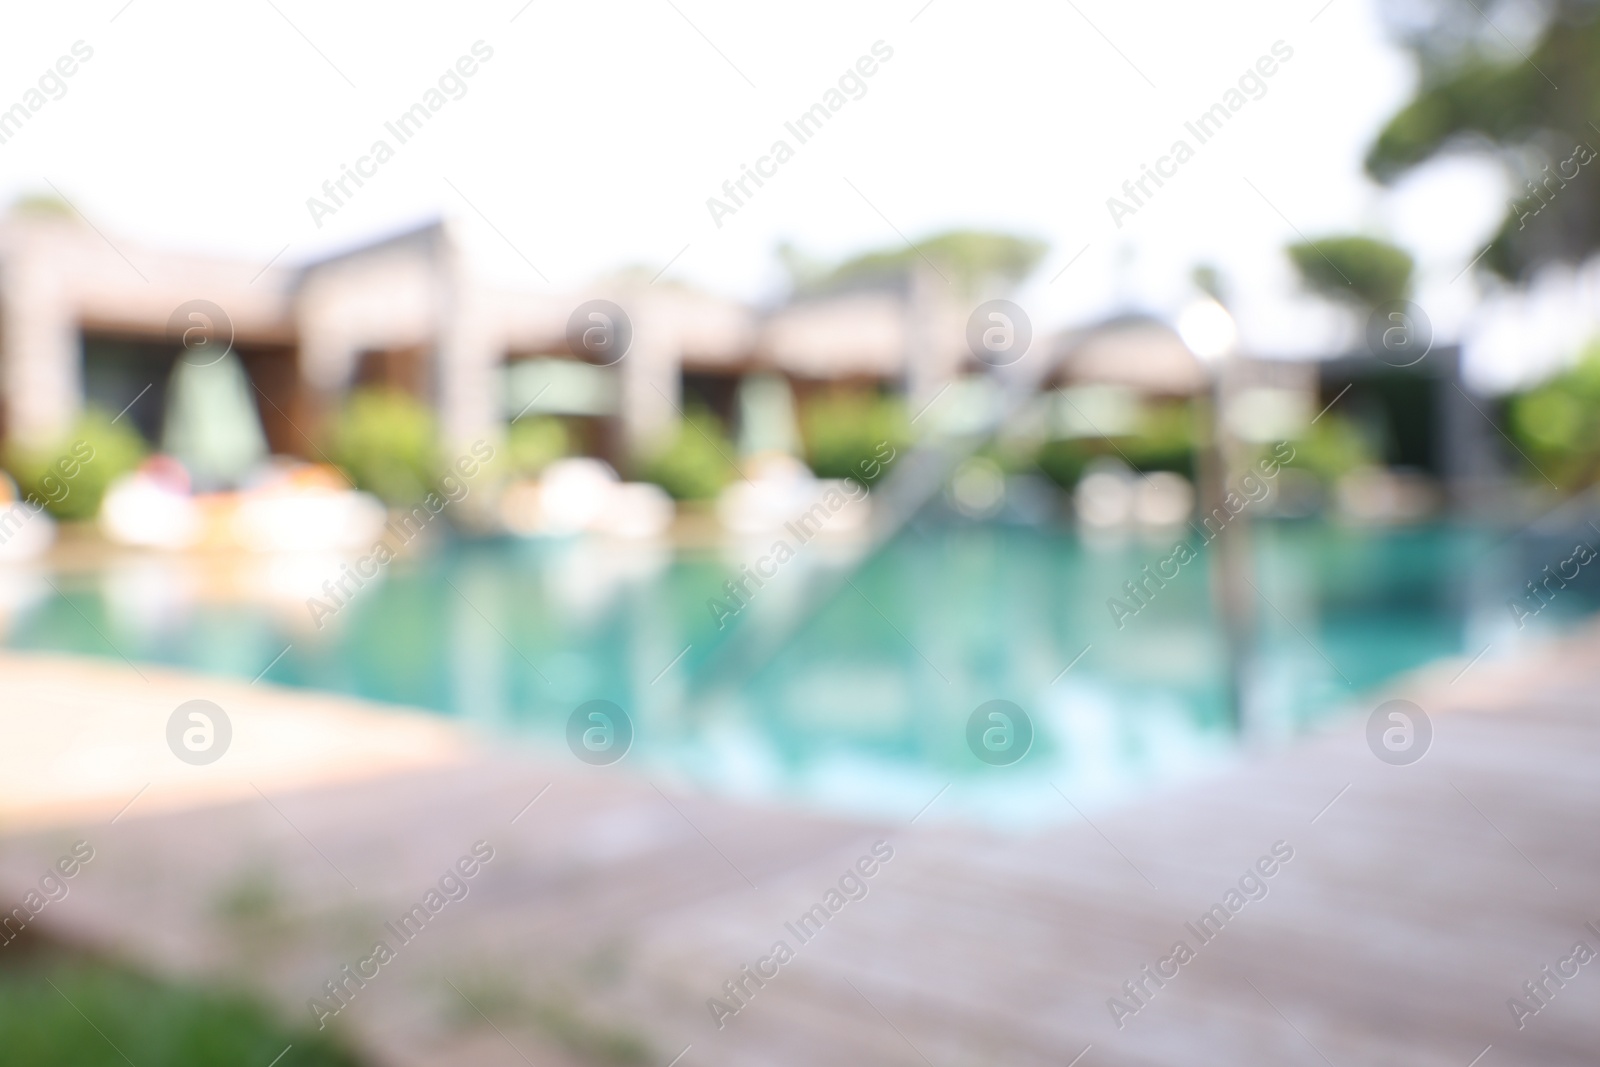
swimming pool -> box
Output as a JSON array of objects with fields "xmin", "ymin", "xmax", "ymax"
[{"xmin": 3, "ymin": 519, "xmax": 1587, "ymax": 826}]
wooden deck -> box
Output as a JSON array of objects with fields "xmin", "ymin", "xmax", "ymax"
[{"xmin": 2, "ymin": 628, "xmax": 1599, "ymax": 1067}]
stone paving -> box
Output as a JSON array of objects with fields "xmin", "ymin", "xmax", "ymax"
[{"xmin": 2, "ymin": 628, "xmax": 1598, "ymax": 1066}]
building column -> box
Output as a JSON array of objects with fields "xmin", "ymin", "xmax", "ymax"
[
  {"xmin": 1, "ymin": 255, "xmax": 78, "ymax": 446},
  {"xmin": 618, "ymin": 296, "xmax": 680, "ymax": 459},
  {"xmin": 435, "ymin": 243, "xmax": 504, "ymax": 459},
  {"xmin": 904, "ymin": 262, "xmax": 960, "ymax": 414}
]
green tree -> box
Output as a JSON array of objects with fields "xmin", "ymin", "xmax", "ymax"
[
  {"xmin": 9, "ymin": 193, "xmax": 76, "ymax": 220},
  {"xmin": 1365, "ymin": 0, "xmax": 1600, "ymax": 279},
  {"xmin": 787, "ymin": 229, "xmax": 1048, "ymax": 297},
  {"xmin": 1287, "ymin": 236, "xmax": 1414, "ymax": 309}
]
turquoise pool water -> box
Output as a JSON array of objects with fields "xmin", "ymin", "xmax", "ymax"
[{"xmin": 3, "ymin": 520, "xmax": 1581, "ymax": 825}]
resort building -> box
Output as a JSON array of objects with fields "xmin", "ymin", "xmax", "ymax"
[
  {"xmin": 0, "ymin": 211, "xmax": 752, "ymax": 468},
  {"xmin": 4, "ymin": 206, "xmax": 1419, "ymax": 495},
  {"xmin": 0, "ymin": 210, "xmax": 1008, "ymax": 478}
]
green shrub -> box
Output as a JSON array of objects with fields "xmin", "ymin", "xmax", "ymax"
[
  {"xmin": 1033, "ymin": 404, "xmax": 1196, "ymax": 488},
  {"xmin": 326, "ymin": 388, "xmax": 440, "ymax": 505},
  {"xmin": 1035, "ymin": 438, "xmax": 1097, "ymax": 488},
  {"xmin": 634, "ymin": 409, "xmax": 735, "ymax": 501},
  {"xmin": 800, "ymin": 392, "xmax": 909, "ymax": 485},
  {"xmin": 506, "ymin": 416, "xmax": 570, "ymax": 477},
  {"xmin": 1121, "ymin": 404, "xmax": 1197, "ymax": 477},
  {"xmin": 0, "ymin": 951, "xmax": 361, "ymax": 1067},
  {"xmin": 4, "ymin": 407, "xmax": 146, "ymax": 521},
  {"xmin": 1281, "ymin": 412, "xmax": 1379, "ymax": 483},
  {"xmin": 1508, "ymin": 345, "xmax": 1600, "ymax": 490}
]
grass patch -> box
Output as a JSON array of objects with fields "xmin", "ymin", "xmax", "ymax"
[
  {"xmin": 446, "ymin": 970, "xmax": 653, "ymax": 1067},
  {"xmin": 0, "ymin": 938, "xmax": 362, "ymax": 1067}
]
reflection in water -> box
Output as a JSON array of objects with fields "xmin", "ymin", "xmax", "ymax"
[
  {"xmin": 0, "ymin": 568, "xmax": 50, "ymax": 639},
  {"xmin": 2, "ymin": 521, "xmax": 1582, "ymax": 826}
]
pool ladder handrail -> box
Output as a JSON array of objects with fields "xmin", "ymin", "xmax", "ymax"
[{"xmin": 681, "ymin": 353, "xmax": 1064, "ymax": 706}]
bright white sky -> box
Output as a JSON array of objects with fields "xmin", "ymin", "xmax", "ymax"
[{"xmin": 1, "ymin": 0, "xmax": 1584, "ymax": 388}]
